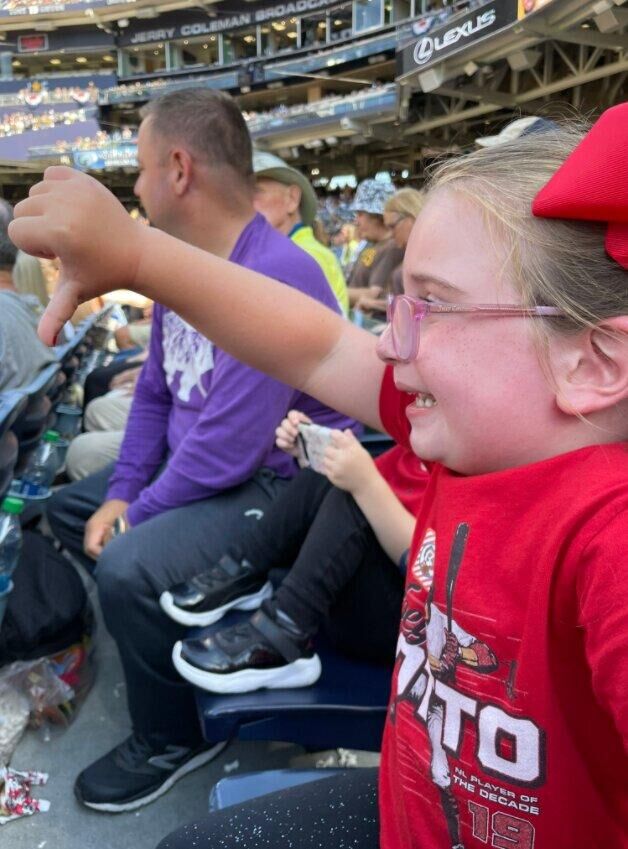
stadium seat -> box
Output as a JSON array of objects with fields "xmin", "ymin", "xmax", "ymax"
[
  {"xmin": 359, "ymin": 428, "xmax": 395, "ymax": 458},
  {"xmin": 54, "ymin": 320, "xmax": 93, "ymax": 382},
  {"xmin": 209, "ymin": 768, "xmax": 346, "ymax": 812},
  {"xmin": 12, "ymin": 362, "xmax": 61, "ymax": 471},
  {"xmin": 194, "ymin": 611, "xmax": 391, "ymax": 752},
  {"xmin": 0, "ymin": 391, "xmax": 28, "ymax": 501}
]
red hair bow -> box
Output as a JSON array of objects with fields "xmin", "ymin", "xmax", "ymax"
[{"xmin": 532, "ymin": 103, "xmax": 628, "ymax": 269}]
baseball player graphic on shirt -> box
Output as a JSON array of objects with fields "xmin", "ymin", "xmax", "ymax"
[{"xmin": 392, "ymin": 525, "xmax": 498, "ymax": 849}]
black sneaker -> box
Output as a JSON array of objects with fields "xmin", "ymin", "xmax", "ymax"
[
  {"xmin": 74, "ymin": 733, "xmax": 227, "ymax": 812},
  {"xmin": 172, "ymin": 607, "xmax": 321, "ymax": 695},
  {"xmin": 159, "ymin": 555, "xmax": 273, "ymax": 627}
]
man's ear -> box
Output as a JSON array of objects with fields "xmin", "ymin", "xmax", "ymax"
[
  {"xmin": 169, "ymin": 147, "xmax": 194, "ymax": 197},
  {"xmin": 287, "ymin": 184, "xmax": 302, "ymax": 216},
  {"xmin": 554, "ymin": 316, "xmax": 628, "ymax": 415}
]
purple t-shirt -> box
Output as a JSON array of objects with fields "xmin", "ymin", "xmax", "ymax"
[{"xmin": 107, "ymin": 213, "xmax": 357, "ymax": 526}]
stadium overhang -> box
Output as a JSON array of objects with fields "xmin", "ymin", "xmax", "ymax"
[{"xmin": 396, "ymin": 0, "xmax": 628, "ymax": 137}]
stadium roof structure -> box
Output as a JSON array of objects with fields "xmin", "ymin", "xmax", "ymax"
[{"xmin": 0, "ymin": 159, "xmax": 46, "ymax": 201}]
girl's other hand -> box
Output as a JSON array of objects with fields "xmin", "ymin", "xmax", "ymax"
[{"xmin": 322, "ymin": 429, "xmax": 376, "ymax": 495}]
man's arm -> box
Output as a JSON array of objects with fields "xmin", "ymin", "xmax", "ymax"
[
  {"xmin": 10, "ymin": 169, "xmax": 385, "ymax": 431},
  {"xmin": 105, "ymin": 306, "xmax": 171, "ymax": 505}
]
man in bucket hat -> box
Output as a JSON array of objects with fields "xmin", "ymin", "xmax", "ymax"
[
  {"xmin": 347, "ymin": 179, "xmax": 404, "ymax": 312},
  {"xmin": 253, "ymin": 151, "xmax": 348, "ymax": 314}
]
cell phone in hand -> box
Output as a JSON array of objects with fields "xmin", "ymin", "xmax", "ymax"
[{"xmin": 297, "ymin": 423, "xmax": 334, "ymax": 474}]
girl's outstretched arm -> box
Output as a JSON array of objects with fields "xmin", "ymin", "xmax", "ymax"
[{"xmin": 10, "ymin": 167, "xmax": 385, "ymax": 429}]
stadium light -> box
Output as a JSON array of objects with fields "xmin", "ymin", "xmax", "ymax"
[
  {"xmin": 594, "ymin": 8, "xmax": 621, "ymax": 30},
  {"xmin": 418, "ymin": 67, "xmax": 445, "ymax": 93},
  {"xmin": 507, "ymin": 49, "xmax": 541, "ymax": 71}
]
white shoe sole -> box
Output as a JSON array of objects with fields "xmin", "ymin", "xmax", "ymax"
[
  {"xmin": 159, "ymin": 581, "xmax": 274, "ymax": 627},
  {"xmin": 172, "ymin": 641, "xmax": 322, "ymax": 694},
  {"xmin": 79, "ymin": 741, "xmax": 228, "ymax": 813}
]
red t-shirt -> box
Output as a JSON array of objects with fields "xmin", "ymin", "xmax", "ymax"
[
  {"xmin": 375, "ymin": 443, "xmax": 428, "ymax": 516},
  {"xmin": 378, "ymin": 366, "xmax": 628, "ymax": 849}
]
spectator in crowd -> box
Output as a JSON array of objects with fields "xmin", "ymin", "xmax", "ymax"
[
  {"xmin": 331, "ymin": 222, "xmax": 361, "ymax": 276},
  {"xmin": 164, "ymin": 409, "xmax": 427, "ymax": 694},
  {"xmin": 252, "ymin": 151, "xmax": 349, "ymax": 314},
  {"xmin": 114, "ymin": 304, "xmax": 153, "ymax": 351},
  {"xmin": 44, "ymin": 88, "xmax": 357, "ymax": 813},
  {"xmin": 347, "ymin": 179, "xmax": 404, "ymax": 310},
  {"xmin": 64, "ymin": 365, "xmax": 141, "ymax": 481},
  {"xmin": 12, "ymin": 250, "xmax": 49, "ymax": 314},
  {"xmin": 355, "ymin": 187, "xmax": 425, "ymax": 316},
  {"xmin": 0, "ymin": 200, "xmax": 57, "ymax": 392}
]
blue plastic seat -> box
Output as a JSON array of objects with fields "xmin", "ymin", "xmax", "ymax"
[
  {"xmin": 359, "ymin": 429, "xmax": 395, "ymax": 458},
  {"xmin": 194, "ymin": 611, "xmax": 391, "ymax": 752},
  {"xmin": 0, "ymin": 391, "xmax": 28, "ymax": 501},
  {"xmin": 209, "ymin": 768, "xmax": 346, "ymax": 812},
  {"xmin": 11, "ymin": 362, "xmax": 61, "ymax": 471}
]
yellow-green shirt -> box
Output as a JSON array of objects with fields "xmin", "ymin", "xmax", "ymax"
[{"xmin": 291, "ymin": 225, "xmax": 349, "ymax": 315}]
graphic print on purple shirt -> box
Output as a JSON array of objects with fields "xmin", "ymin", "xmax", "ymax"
[{"xmin": 162, "ymin": 312, "xmax": 214, "ymax": 403}]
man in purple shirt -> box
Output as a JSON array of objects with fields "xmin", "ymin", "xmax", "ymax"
[{"xmin": 46, "ymin": 89, "xmax": 356, "ymax": 813}]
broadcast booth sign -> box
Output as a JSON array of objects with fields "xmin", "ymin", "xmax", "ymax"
[
  {"xmin": 397, "ymin": 0, "xmax": 519, "ymax": 79},
  {"xmin": 119, "ymin": 0, "xmax": 348, "ymax": 46}
]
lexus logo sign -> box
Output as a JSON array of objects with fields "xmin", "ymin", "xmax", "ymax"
[
  {"xmin": 414, "ymin": 37, "xmax": 435, "ymax": 66},
  {"xmin": 397, "ymin": 0, "xmax": 519, "ymax": 79},
  {"xmin": 412, "ymin": 9, "xmax": 497, "ymax": 66}
]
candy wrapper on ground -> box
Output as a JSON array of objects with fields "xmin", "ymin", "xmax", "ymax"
[
  {"xmin": 0, "ymin": 683, "xmax": 30, "ymax": 767},
  {"xmin": 0, "ymin": 767, "xmax": 50, "ymax": 824},
  {"xmin": 0, "ymin": 659, "xmax": 74, "ymax": 730},
  {"xmin": 0, "ymin": 636, "xmax": 94, "ymax": 734}
]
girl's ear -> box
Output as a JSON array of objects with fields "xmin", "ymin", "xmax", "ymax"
[{"xmin": 554, "ymin": 317, "xmax": 628, "ymax": 415}]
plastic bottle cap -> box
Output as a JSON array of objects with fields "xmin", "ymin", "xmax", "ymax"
[
  {"xmin": 1, "ymin": 496, "xmax": 25, "ymax": 515},
  {"xmin": 43, "ymin": 430, "xmax": 61, "ymax": 442}
]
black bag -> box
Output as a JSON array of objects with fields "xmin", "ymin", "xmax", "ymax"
[{"xmin": 0, "ymin": 530, "xmax": 92, "ymax": 667}]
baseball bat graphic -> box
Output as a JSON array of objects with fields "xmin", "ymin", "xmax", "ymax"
[{"xmin": 446, "ymin": 523, "xmax": 470, "ymax": 631}]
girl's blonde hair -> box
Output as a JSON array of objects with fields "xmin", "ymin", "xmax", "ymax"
[
  {"xmin": 427, "ymin": 123, "xmax": 627, "ymax": 333},
  {"xmin": 13, "ymin": 250, "xmax": 49, "ymax": 309},
  {"xmin": 384, "ymin": 187, "xmax": 425, "ymax": 221}
]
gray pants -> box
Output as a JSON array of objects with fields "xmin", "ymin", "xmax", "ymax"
[{"xmin": 46, "ymin": 464, "xmax": 289, "ymax": 745}]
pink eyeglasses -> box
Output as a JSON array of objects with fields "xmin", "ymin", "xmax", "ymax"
[{"xmin": 383, "ymin": 294, "xmax": 564, "ymax": 363}]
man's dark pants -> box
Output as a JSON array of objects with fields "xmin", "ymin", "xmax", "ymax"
[{"xmin": 46, "ymin": 464, "xmax": 289, "ymax": 746}]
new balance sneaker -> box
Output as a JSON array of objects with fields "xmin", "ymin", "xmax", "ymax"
[
  {"xmin": 172, "ymin": 607, "xmax": 322, "ymax": 694},
  {"xmin": 159, "ymin": 554, "xmax": 273, "ymax": 627},
  {"xmin": 74, "ymin": 733, "xmax": 226, "ymax": 812}
]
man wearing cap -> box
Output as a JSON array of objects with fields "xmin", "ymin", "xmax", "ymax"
[
  {"xmin": 347, "ymin": 179, "xmax": 404, "ymax": 311},
  {"xmin": 475, "ymin": 115, "xmax": 557, "ymax": 147},
  {"xmin": 253, "ymin": 151, "xmax": 349, "ymax": 314}
]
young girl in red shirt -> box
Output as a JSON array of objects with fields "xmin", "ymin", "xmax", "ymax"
[{"xmin": 11, "ymin": 104, "xmax": 628, "ymax": 849}]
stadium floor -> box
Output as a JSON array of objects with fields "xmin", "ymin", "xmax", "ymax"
[{"xmin": 8, "ymin": 580, "xmax": 308, "ymax": 849}]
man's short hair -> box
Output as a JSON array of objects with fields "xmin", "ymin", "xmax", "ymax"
[
  {"xmin": 0, "ymin": 199, "xmax": 17, "ymax": 272},
  {"xmin": 140, "ymin": 89, "xmax": 253, "ymax": 185}
]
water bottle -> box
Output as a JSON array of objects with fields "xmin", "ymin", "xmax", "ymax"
[
  {"xmin": 0, "ymin": 497, "xmax": 24, "ymax": 594},
  {"xmin": 19, "ymin": 430, "xmax": 61, "ymax": 496},
  {"xmin": 352, "ymin": 307, "xmax": 365, "ymax": 328}
]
